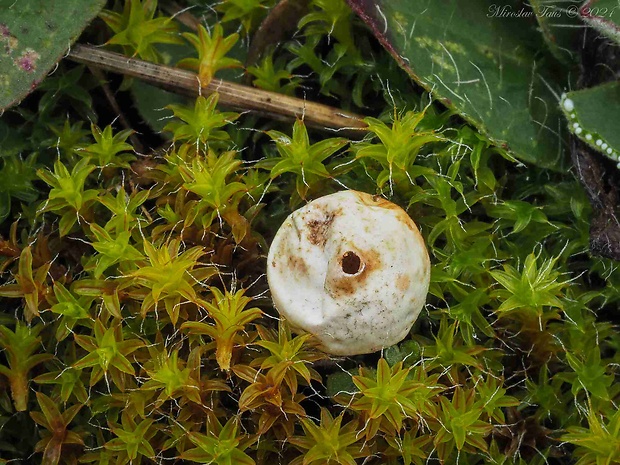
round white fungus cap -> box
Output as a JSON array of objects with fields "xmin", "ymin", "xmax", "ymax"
[{"xmin": 267, "ymin": 190, "xmax": 430, "ymax": 355}]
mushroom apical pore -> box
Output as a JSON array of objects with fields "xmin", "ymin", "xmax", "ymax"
[{"xmin": 267, "ymin": 190, "xmax": 431, "ymax": 355}]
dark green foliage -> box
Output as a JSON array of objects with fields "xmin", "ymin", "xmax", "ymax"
[
  {"xmin": 346, "ymin": 0, "xmax": 620, "ymax": 171},
  {"xmin": 0, "ymin": 152, "xmax": 38, "ymax": 223},
  {"xmin": 346, "ymin": 0, "xmax": 567, "ymax": 170}
]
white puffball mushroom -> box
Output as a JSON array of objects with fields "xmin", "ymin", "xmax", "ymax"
[{"xmin": 267, "ymin": 190, "xmax": 430, "ymax": 356}]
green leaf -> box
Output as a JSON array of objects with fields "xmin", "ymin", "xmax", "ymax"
[
  {"xmin": 560, "ymin": 82, "xmax": 620, "ymax": 167},
  {"xmin": 326, "ymin": 370, "xmax": 357, "ymax": 398},
  {"xmin": 0, "ymin": 0, "xmax": 106, "ymax": 110},
  {"xmin": 347, "ymin": 0, "xmax": 568, "ymax": 169}
]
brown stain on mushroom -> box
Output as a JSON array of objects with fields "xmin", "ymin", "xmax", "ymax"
[
  {"xmin": 287, "ymin": 252, "xmax": 309, "ymax": 275},
  {"xmin": 327, "ymin": 248, "xmax": 382, "ymax": 297},
  {"xmin": 355, "ymin": 191, "xmax": 403, "ymax": 211},
  {"xmin": 305, "ymin": 210, "xmax": 337, "ymax": 246},
  {"xmin": 279, "ymin": 237, "xmax": 309, "ymax": 275},
  {"xmin": 396, "ymin": 273, "xmax": 410, "ymax": 292}
]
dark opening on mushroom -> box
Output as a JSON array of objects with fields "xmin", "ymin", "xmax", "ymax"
[{"xmin": 341, "ymin": 251, "xmax": 362, "ymax": 274}]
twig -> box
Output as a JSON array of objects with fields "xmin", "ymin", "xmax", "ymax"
[{"xmin": 67, "ymin": 44, "xmax": 368, "ymax": 137}]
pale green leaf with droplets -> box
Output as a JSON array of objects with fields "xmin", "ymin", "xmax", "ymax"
[{"xmin": 560, "ymin": 82, "xmax": 620, "ymax": 167}]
